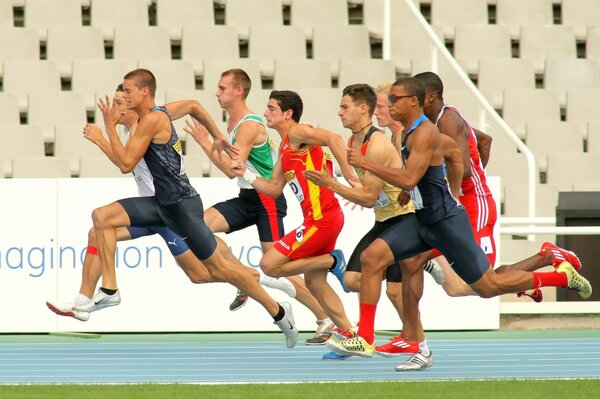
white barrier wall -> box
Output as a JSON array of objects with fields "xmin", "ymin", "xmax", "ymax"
[{"xmin": 0, "ymin": 177, "xmax": 500, "ymax": 332}]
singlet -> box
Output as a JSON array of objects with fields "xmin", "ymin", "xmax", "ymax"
[
  {"xmin": 435, "ymin": 105, "xmax": 495, "ymax": 230},
  {"xmin": 124, "ymin": 127, "xmax": 154, "ymax": 197},
  {"xmin": 349, "ymin": 126, "xmax": 414, "ymax": 222},
  {"xmin": 279, "ymin": 134, "xmax": 341, "ymax": 222},
  {"xmin": 401, "ymin": 114, "xmax": 462, "ymax": 225},
  {"xmin": 435, "ymin": 105, "xmax": 493, "ymax": 200},
  {"xmin": 143, "ymin": 106, "xmax": 197, "ymax": 206},
  {"xmin": 228, "ymin": 114, "xmax": 278, "ymax": 189}
]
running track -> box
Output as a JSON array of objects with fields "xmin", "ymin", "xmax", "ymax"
[{"xmin": 0, "ymin": 331, "xmax": 599, "ymax": 384}]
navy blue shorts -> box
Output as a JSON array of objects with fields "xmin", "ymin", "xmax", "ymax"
[
  {"xmin": 212, "ymin": 188, "xmax": 286, "ymax": 242},
  {"xmin": 379, "ymin": 210, "xmax": 489, "ymax": 285},
  {"xmin": 127, "ymin": 226, "xmax": 190, "ymax": 257},
  {"xmin": 118, "ymin": 195, "xmax": 217, "ymax": 261},
  {"xmin": 346, "ymin": 214, "xmax": 410, "ymax": 283}
]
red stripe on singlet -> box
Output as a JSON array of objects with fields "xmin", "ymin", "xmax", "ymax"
[{"xmin": 258, "ymin": 192, "xmax": 282, "ymax": 241}]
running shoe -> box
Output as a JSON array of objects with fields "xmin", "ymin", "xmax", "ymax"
[
  {"xmin": 229, "ymin": 289, "xmax": 249, "ymax": 311},
  {"xmin": 305, "ymin": 319, "xmax": 335, "ymax": 345},
  {"xmin": 75, "ymin": 289, "xmax": 121, "ymax": 312},
  {"xmin": 540, "ymin": 242, "xmax": 582, "ymax": 270},
  {"xmin": 330, "ymin": 249, "xmax": 349, "ymax": 293},
  {"xmin": 46, "ymin": 300, "xmax": 90, "ymax": 322},
  {"xmin": 322, "ymin": 351, "xmax": 351, "ymax": 360},
  {"xmin": 274, "ymin": 302, "xmax": 298, "ymax": 348},
  {"xmin": 375, "ymin": 335, "xmax": 419, "ymax": 356},
  {"xmin": 557, "ymin": 261, "xmax": 592, "ymax": 299},
  {"xmin": 423, "ymin": 259, "xmax": 445, "ymax": 285},
  {"xmin": 263, "ymin": 277, "xmax": 296, "ymax": 298},
  {"xmin": 325, "ymin": 335, "xmax": 375, "ymax": 358},
  {"xmin": 395, "ymin": 351, "xmax": 433, "ymax": 371},
  {"xmin": 517, "ymin": 288, "xmax": 544, "ymax": 303}
]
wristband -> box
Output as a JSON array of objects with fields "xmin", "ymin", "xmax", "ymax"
[{"xmin": 242, "ymin": 170, "xmax": 257, "ymax": 184}]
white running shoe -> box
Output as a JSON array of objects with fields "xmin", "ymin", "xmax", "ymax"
[
  {"xmin": 46, "ymin": 300, "xmax": 91, "ymax": 322},
  {"xmin": 424, "ymin": 259, "xmax": 445, "ymax": 285},
  {"xmin": 274, "ymin": 302, "xmax": 298, "ymax": 349},
  {"xmin": 395, "ymin": 351, "xmax": 433, "ymax": 371},
  {"xmin": 76, "ymin": 289, "xmax": 121, "ymax": 312},
  {"xmin": 263, "ymin": 277, "xmax": 297, "ymax": 298}
]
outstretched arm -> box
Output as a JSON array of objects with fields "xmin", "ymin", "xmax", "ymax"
[{"xmin": 232, "ymin": 158, "xmax": 287, "ymax": 198}]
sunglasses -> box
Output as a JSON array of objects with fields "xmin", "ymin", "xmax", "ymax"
[{"xmin": 388, "ymin": 94, "xmax": 415, "ymax": 104}]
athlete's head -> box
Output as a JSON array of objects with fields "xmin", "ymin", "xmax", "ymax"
[
  {"xmin": 217, "ymin": 69, "xmax": 252, "ymax": 109},
  {"xmin": 413, "ymin": 71, "xmax": 444, "ymax": 100},
  {"xmin": 265, "ymin": 90, "xmax": 303, "ymax": 128},
  {"xmin": 389, "ymin": 77, "xmax": 426, "ymax": 122},
  {"xmin": 122, "ymin": 68, "xmax": 157, "ymax": 109},
  {"xmin": 339, "ymin": 84, "xmax": 377, "ymax": 131},
  {"xmin": 374, "ymin": 82, "xmax": 395, "ymax": 128},
  {"xmin": 114, "ymin": 84, "xmax": 137, "ymax": 127}
]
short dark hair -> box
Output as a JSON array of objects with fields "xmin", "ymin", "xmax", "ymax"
[
  {"xmin": 269, "ymin": 90, "xmax": 303, "ymax": 123},
  {"xmin": 393, "ymin": 77, "xmax": 426, "ymax": 106},
  {"xmin": 413, "ymin": 71, "xmax": 444, "ymax": 100},
  {"xmin": 342, "ymin": 84, "xmax": 377, "ymax": 117},
  {"xmin": 123, "ymin": 68, "xmax": 157, "ymax": 98},
  {"xmin": 221, "ymin": 68, "xmax": 252, "ymax": 99}
]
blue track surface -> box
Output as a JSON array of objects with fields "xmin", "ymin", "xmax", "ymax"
[{"xmin": 1, "ymin": 335, "xmax": 599, "ymax": 383}]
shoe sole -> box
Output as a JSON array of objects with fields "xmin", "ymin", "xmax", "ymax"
[
  {"xmin": 46, "ymin": 302, "xmax": 88, "ymax": 322},
  {"xmin": 325, "ymin": 341, "xmax": 373, "ymax": 358},
  {"xmin": 375, "ymin": 350, "xmax": 419, "ymax": 357}
]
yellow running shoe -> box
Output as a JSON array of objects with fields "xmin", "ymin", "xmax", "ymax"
[
  {"xmin": 325, "ymin": 335, "xmax": 375, "ymax": 358},
  {"xmin": 557, "ymin": 261, "xmax": 592, "ymax": 299}
]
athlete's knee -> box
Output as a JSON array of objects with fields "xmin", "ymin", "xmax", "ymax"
[
  {"xmin": 344, "ymin": 273, "xmax": 360, "ymax": 292},
  {"xmin": 360, "ymin": 248, "xmax": 384, "ymax": 273},
  {"xmin": 87, "ymin": 228, "xmax": 97, "ymax": 246},
  {"xmin": 259, "ymin": 260, "xmax": 281, "ymax": 278},
  {"xmin": 91, "ymin": 206, "xmax": 115, "ymax": 230},
  {"xmin": 386, "ymin": 283, "xmax": 402, "ymax": 304}
]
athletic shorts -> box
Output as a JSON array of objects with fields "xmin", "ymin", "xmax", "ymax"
[
  {"xmin": 118, "ymin": 195, "xmax": 216, "ymax": 260},
  {"xmin": 346, "ymin": 214, "xmax": 411, "ymax": 283},
  {"xmin": 127, "ymin": 226, "xmax": 190, "ymax": 257},
  {"xmin": 379, "ymin": 210, "xmax": 489, "ymax": 285},
  {"xmin": 274, "ymin": 210, "xmax": 344, "ymax": 260},
  {"xmin": 432, "ymin": 193, "xmax": 498, "ymax": 266},
  {"xmin": 212, "ymin": 188, "xmax": 287, "ymax": 242}
]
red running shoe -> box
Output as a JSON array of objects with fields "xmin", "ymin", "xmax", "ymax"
[
  {"xmin": 375, "ymin": 336, "xmax": 419, "ymax": 357},
  {"xmin": 517, "ymin": 288, "xmax": 544, "ymax": 303},
  {"xmin": 540, "ymin": 242, "xmax": 582, "ymax": 270}
]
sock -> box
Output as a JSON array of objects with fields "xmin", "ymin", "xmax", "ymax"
[
  {"xmin": 259, "ymin": 272, "xmax": 273, "ymax": 286},
  {"xmin": 100, "ymin": 287, "xmax": 118, "ymax": 296},
  {"xmin": 357, "ymin": 303, "xmax": 377, "ymax": 344},
  {"xmin": 273, "ymin": 303, "xmax": 285, "ymax": 322},
  {"xmin": 76, "ymin": 293, "xmax": 91, "ymax": 306},
  {"xmin": 532, "ymin": 271, "xmax": 567, "ymax": 288},
  {"xmin": 87, "ymin": 245, "xmax": 98, "ymax": 255},
  {"xmin": 423, "ymin": 260, "xmax": 433, "ymax": 273},
  {"xmin": 419, "ymin": 340, "xmax": 431, "ymax": 357}
]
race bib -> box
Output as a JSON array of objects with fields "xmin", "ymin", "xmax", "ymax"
[{"xmin": 285, "ymin": 170, "xmax": 305, "ymax": 202}]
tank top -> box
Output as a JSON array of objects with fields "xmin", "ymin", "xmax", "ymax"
[
  {"xmin": 349, "ymin": 126, "xmax": 414, "ymax": 222},
  {"xmin": 279, "ymin": 134, "xmax": 341, "ymax": 222},
  {"xmin": 143, "ymin": 106, "xmax": 197, "ymax": 205},
  {"xmin": 228, "ymin": 114, "xmax": 277, "ymax": 189},
  {"xmin": 435, "ymin": 105, "xmax": 494, "ymax": 230},
  {"xmin": 401, "ymin": 114, "xmax": 462, "ymax": 225},
  {"xmin": 124, "ymin": 127, "xmax": 154, "ymax": 197}
]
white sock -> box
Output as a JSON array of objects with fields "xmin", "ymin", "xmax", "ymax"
[
  {"xmin": 259, "ymin": 272, "xmax": 274, "ymax": 286},
  {"xmin": 419, "ymin": 340, "xmax": 431, "ymax": 357},
  {"xmin": 76, "ymin": 293, "xmax": 91, "ymax": 306}
]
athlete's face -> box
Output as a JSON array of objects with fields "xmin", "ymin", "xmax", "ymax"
[
  {"xmin": 338, "ymin": 95, "xmax": 363, "ymax": 131},
  {"xmin": 216, "ymin": 74, "xmax": 241, "ymax": 109},
  {"xmin": 114, "ymin": 91, "xmax": 135, "ymax": 126},
  {"xmin": 121, "ymin": 78, "xmax": 146, "ymax": 110},
  {"xmin": 374, "ymin": 92, "xmax": 393, "ymax": 128},
  {"xmin": 388, "ymin": 85, "xmax": 415, "ymax": 124},
  {"xmin": 264, "ymin": 98, "xmax": 286, "ymax": 129}
]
